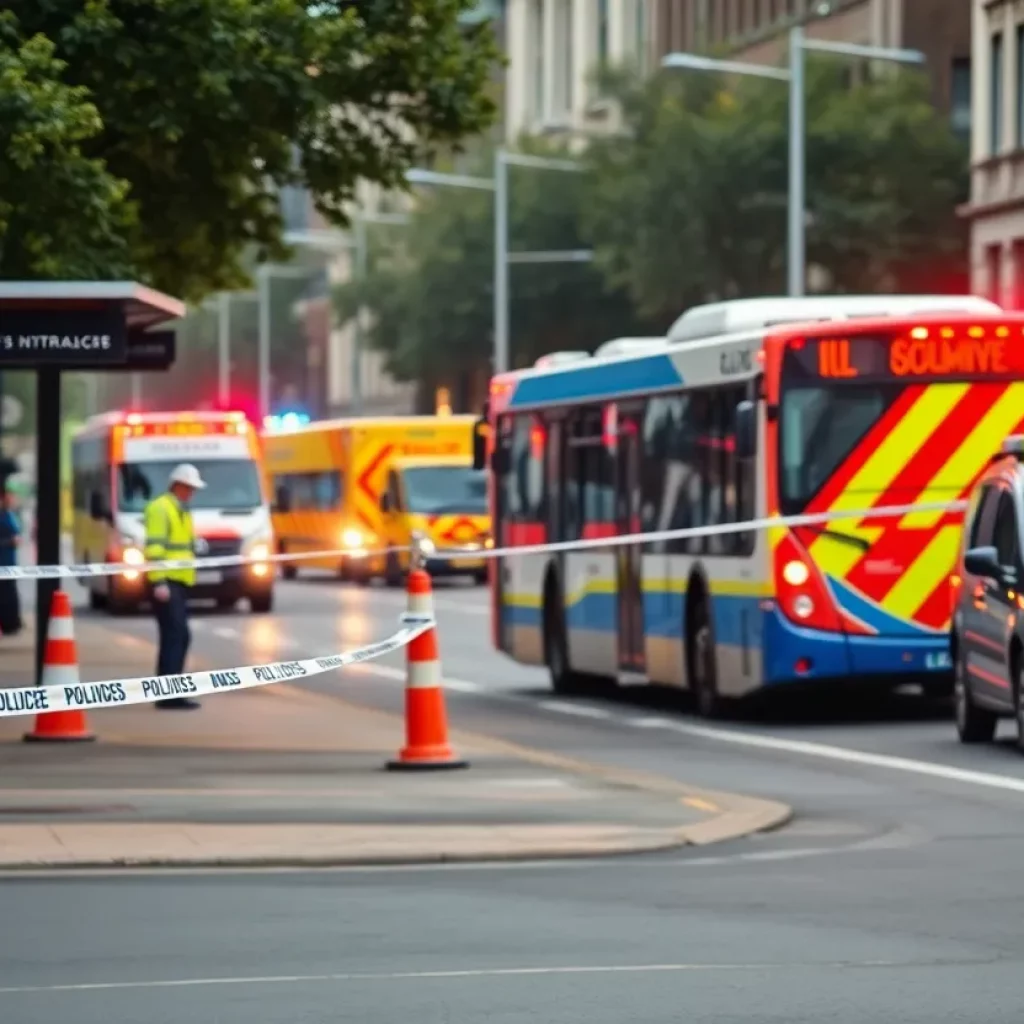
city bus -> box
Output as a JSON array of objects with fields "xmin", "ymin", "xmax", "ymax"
[
  {"xmin": 263, "ymin": 414, "xmax": 490, "ymax": 582},
  {"xmin": 71, "ymin": 410, "xmax": 274, "ymax": 614},
  {"xmin": 480, "ymin": 294, "xmax": 1017, "ymax": 716}
]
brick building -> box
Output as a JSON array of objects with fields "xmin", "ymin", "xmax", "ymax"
[
  {"xmin": 650, "ymin": 1, "xmax": 970, "ymax": 130},
  {"xmin": 961, "ymin": 0, "xmax": 1024, "ymax": 307}
]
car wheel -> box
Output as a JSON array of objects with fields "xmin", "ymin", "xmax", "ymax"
[
  {"xmin": 954, "ymin": 641, "xmax": 997, "ymax": 743},
  {"xmin": 249, "ymin": 591, "xmax": 273, "ymax": 614},
  {"xmin": 1014, "ymin": 656, "xmax": 1024, "ymax": 754}
]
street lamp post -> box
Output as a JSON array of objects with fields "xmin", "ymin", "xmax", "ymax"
[
  {"xmin": 406, "ymin": 152, "xmax": 592, "ymax": 375},
  {"xmin": 663, "ymin": 27, "xmax": 925, "ymax": 296},
  {"xmin": 285, "ymin": 213, "xmax": 409, "ymax": 416}
]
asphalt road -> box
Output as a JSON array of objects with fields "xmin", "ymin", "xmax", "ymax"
[{"xmin": 3, "ymin": 572, "xmax": 1024, "ymax": 1022}]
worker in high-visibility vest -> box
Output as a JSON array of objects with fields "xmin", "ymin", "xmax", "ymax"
[{"xmin": 143, "ymin": 463, "xmax": 205, "ymax": 710}]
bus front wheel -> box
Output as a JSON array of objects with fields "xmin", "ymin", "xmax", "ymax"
[{"xmin": 686, "ymin": 587, "xmax": 724, "ymax": 718}]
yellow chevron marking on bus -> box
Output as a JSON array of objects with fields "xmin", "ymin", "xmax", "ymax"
[
  {"xmin": 899, "ymin": 381, "xmax": 1024, "ymax": 529},
  {"xmin": 809, "ymin": 384, "xmax": 968, "ymax": 578},
  {"xmin": 880, "ymin": 523, "xmax": 962, "ymax": 625}
]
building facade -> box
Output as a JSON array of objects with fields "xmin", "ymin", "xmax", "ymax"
[
  {"xmin": 963, "ymin": 0, "xmax": 1024, "ymax": 307},
  {"xmin": 504, "ymin": 0, "xmax": 651, "ymax": 140},
  {"xmin": 651, "ymin": 1, "xmax": 970, "ymax": 131}
]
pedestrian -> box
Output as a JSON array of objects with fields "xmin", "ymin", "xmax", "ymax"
[
  {"xmin": 0, "ymin": 488, "xmax": 23, "ymax": 635},
  {"xmin": 144, "ymin": 463, "xmax": 206, "ymax": 709}
]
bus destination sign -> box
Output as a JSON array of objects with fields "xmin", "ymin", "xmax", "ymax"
[{"xmin": 787, "ymin": 333, "xmax": 1024, "ymax": 382}]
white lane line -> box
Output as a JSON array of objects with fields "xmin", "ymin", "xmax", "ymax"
[
  {"xmin": 211, "ymin": 626, "xmax": 239, "ymax": 640},
  {"xmin": 655, "ymin": 720, "xmax": 1024, "ymax": 796},
  {"xmin": 349, "ymin": 663, "xmax": 1024, "ymax": 797},
  {"xmin": 350, "ymin": 662, "xmax": 481, "ymax": 692},
  {"xmin": 0, "ymin": 959, "xmax": 940, "ymax": 995},
  {"xmin": 538, "ymin": 701, "xmax": 611, "ymax": 720}
]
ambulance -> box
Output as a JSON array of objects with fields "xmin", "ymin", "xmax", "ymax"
[
  {"xmin": 70, "ymin": 410, "xmax": 274, "ymax": 614},
  {"xmin": 263, "ymin": 415, "xmax": 491, "ymax": 583}
]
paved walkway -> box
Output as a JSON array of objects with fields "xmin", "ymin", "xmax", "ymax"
[{"xmin": 0, "ymin": 617, "xmax": 791, "ymax": 869}]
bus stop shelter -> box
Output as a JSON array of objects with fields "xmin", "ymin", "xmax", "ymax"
[{"xmin": 0, "ymin": 282, "xmax": 183, "ymax": 684}]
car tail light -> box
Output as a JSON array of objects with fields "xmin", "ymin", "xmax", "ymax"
[{"xmin": 773, "ymin": 531, "xmax": 843, "ymax": 632}]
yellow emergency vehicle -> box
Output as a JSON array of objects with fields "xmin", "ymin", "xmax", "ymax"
[
  {"xmin": 263, "ymin": 415, "xmax": 491, "ymax": 582},
  {"xmin": 370, "ymin": 454, "xmax": 492, "ymax": 585}
]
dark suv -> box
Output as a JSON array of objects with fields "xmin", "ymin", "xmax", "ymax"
[{"xmin": 952, "ymin": 437, "xmax": 1024, "ymax": 747}]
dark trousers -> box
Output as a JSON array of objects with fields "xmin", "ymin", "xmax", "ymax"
[
  {"xmin": 153, "ymin": 581, "xmax": 192, "ymax": 677},
  {"xmin": 0, "ymin": 578, "xmax": 21, "ymax": 635}
]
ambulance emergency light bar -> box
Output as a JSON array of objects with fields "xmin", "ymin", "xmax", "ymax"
[{"xmin": 783, "ymin": 321, "xmax": 1024, "ymax": 382}]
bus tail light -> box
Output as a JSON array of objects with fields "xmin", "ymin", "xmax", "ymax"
[{"xmin": 773, "ymin": 532, "xmax": 842, "ymax": 632}]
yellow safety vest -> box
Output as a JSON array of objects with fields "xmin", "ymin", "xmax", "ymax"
[{"xmin": 143, "ymin": 492, "xmax": 196, "ymax": 586}]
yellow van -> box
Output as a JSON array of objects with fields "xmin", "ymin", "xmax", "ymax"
[
  {"xmin": 263, "ymin": 415, "xmax": 487, "ymax": 580},
  {"xmin": 368, "ymin": 454, "xmax": 492, "ymax": 585}
]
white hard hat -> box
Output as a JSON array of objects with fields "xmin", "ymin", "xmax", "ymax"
[{"xmin": 169, "ymin": 463, "xmax": 207, "ymax": 490}]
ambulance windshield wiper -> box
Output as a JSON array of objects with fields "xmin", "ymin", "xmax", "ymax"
[{"xmin": 805, "ymin": 525, "xmax": 870, "ymax": 551}]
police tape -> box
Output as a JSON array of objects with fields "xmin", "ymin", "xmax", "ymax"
[
  {"xmin": 431, "ymin": 498, "xmax": 970, "ymax": 561},
  {"xmin": 1, "ymin": 498, "xmax": 968, "ymax": 581},
  {"xmin": 0, "ymin": 614, "xmax": 433, "ymax": 718}
]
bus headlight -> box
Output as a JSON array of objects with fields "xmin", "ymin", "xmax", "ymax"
[
  {"xmin": 792, "ymin": 595, "xmax": 815, "ymax": 620},
  {"xmin": 418, "ymin": 536, "xmax": 436, "ymax": 555},
  {"xmin": 121, "ymin": 545, "xmax": 144, "ymax": 582}
]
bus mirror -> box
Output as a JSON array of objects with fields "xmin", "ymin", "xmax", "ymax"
[
  {"xmin": 490, "ymin": 447, "xmax": 511, "ymax": 476},
  {"xmin": 88, "ymin": 491, "xmax": 110, "ymax": 522},
  {"xmin": 472, "ymin": 419, "xmax": 487, "ymax": 470},
  {"xmin": 380, "ymin": 492, "xmax": 392, "ymax": 514},
  {"xmin": 735, "ymin": 401, "xmax": 757, "ymax": 459},
  {"xmin": 274, "ymin": 486, "xmax": 291, "ymax": 514}
]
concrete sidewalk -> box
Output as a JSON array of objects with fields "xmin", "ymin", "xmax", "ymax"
[{"xmin": 0, "ymin": 618, "xmax": 791, "ymax": 869}]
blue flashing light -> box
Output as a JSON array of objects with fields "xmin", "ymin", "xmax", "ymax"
[{"xmin": 264, "ymin": 411, "xmax": 310, "ymax": 433}]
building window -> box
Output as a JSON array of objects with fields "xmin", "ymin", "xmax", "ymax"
[
  {"xmin": 992, "ymin": 32, "xmax": 1004, "ymax": 154},
  {"xmin": 951, "ymin": 57, "xmax": 970, "ymax": 141},
  {"xmin": 597, "ymin": 0, "xmax": 609, "ymax": 66},
  {"xmin": 553, "ymin": 0, "xmax": 573, "ymax": 117},
  {"xmin": 1018, "ymin": 25, "xmax": 1024, "ymax": 147},
  {"xmin": 987, "ymin": 244, "xmax": 1004, "ymax": 305},
  {"xmin": 529, "ymin": 0, "xmax": 545, "ymax": 122},
  {"xmin": 1013, "ymin": 241, "xmax": 1024, "ymax": 309}
]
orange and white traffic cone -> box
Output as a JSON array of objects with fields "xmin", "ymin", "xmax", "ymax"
[
  {"xmin": 23, "ymin": 590, "xmax": 95, "ymax": 743},
  {"xmin": 387, "ymin": 568, "xmax": 467, "ymax": 771}
]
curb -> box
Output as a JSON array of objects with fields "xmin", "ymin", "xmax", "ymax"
[{"xmin": 0, "ymin": 829, "xmax": 693, "ymax": 873}]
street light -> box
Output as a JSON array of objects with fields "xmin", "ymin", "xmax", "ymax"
[
  {"xmin": 285, "ymin": 212, "xmax": 409, "ymax": 415},
  {"xmin": 662, "ymin": 28, "xmax": 925, "ymax": 296},
  {"xmin": 405, "ymin": 151, "xmax": 592, "ymax": 374}
]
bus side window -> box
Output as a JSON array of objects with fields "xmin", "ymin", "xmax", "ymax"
[{"xmin": 733, "ymin": 385, "xmax": 757, "ymax": 555}]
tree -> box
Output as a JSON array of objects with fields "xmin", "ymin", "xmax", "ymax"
[
  {"xmin": 0, "ymin": 19, "xmax": 135, "ymax": 280},
  {"xmin": 334, "ymin": 144, "xmax": 656, "ymax": 406},
  {"xmin": 583, "ymin": 63, "xmax": 969, "ymax": 323},
  {"xmin": 2, "ymin": 0, "xmax": 499, "ymax": 299}
]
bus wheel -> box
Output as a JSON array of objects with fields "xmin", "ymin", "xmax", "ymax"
[
  {"xmin": 280, "ymin": 543, "xmax": 297, "ymax": 581},
  {"xmin": 543, "ymin": 580, "xmax": 585, "ymax": 695},
  {"xmin": 687, "ymin": 591, "xmax": 724, "ymax": 718}
]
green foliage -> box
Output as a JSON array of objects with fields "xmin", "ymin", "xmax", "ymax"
[
  {"xmin": 2, "ymin": 0, "xmax": 500, "ymax": 298},
  {"xmin": 0, "ymin": 17, "xmax": 135, "ymax": 280},
  {"xmin": 583, "ymin": 62, "xmax": 969, "ymax": 322},
  {"xmin": 335, "ymin": 143, "xmax": 655, "ymax": 391}
]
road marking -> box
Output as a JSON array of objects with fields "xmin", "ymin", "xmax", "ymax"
[
  {"xmin": 683, "ymin": 796, "xmax": 720, "ymax": 813},
  {"xmin": 212, "ymin": 626, "xmax": 239, "ymax": 640},
  {"xmin": 538, "ymin": 701, "xmax": 611, "ymax": 720},
  {"xmin": 0, "ymin": 958, "xmax": 961, "ymax": 995},
  {"xmin": 352, "ymin": 662, "xmax": 480, "ymax": 692},
  {"xmin": 657, "ymin": 720, "xmax": 1024, "ymax": 796}
]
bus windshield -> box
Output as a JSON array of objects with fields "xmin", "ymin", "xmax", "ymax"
[
  {"xmin": 117, "ymin": 459, "xmax": 263, "ymax": 513},
  {"xmin": 779, "ymin": 384, "xmax": 892, "ymax": 511},
  {"xmin": 401, "ymin": 466, "xmax": 487, "ymax": 515}
]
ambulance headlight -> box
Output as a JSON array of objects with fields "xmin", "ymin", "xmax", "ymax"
[
  {"xmin": 121, "ymin": 545, "xmax": 144, "ymax": 582},
  {"xmin": 249, "ymin": 542, "xmax": 271, "ymax": 578}
]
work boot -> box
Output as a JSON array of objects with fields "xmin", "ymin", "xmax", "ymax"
[{"xmin": 155, "ymin": 698, "xmax": 201, "ymax": 710}]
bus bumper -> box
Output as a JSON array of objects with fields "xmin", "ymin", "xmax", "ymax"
[{"xmin": 762, "ymin": 606, "xmax": 952, "ymax": 686}]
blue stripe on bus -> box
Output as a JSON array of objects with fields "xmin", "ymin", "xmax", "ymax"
[
  {"xmin": 507, "ymin": 353, "xmax": 684, "ymax": 409},
  {"xmin": 827, "ymin": 575, "xmax": 943, "ymax": 638}
]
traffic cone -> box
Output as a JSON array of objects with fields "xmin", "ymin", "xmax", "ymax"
[
  {"xmin": 23, "ymin": 590, "xmax": 95, "ymax": 743},
  {"xmin": 387, "ymin": 568, "xmax": 467, "ymax": 771}
]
